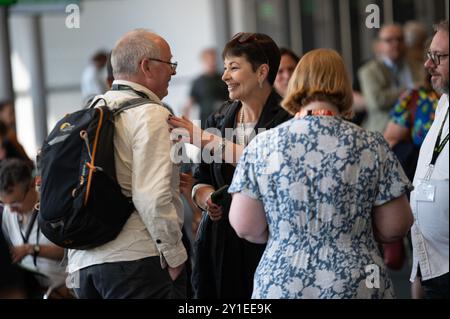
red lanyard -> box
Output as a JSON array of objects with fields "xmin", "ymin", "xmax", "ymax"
[{"xmin": 295, "ymin": 109, "xmax": 337, "ymax": 118}]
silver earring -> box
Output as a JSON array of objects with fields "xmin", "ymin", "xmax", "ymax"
[{"xmin": 259, "ymin": 80, "xmax": 263, "ymax": 88}]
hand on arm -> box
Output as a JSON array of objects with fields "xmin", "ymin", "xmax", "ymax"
[
  {"xmin": 10, "ymin": 244, "xmax": 64, "ymax": 263},
  {"xmin": 10, "ymin": 244, "xmax": 32, "ymax": 264},
  {"xmin": 167, "ymin": 115, "xmax": 245, "ymax": 166}
]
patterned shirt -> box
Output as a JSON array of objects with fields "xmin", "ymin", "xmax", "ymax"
[
  {"xmin": 390, "ymin": 88, "xmax": 438, "ymax": 147},
  {"xmin": 230, "ymin": 116, "xmax": 412, "ymax": 299}
]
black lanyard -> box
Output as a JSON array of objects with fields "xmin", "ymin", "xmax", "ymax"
[
  {"xmin": 111, "ymin": 84, "xmax": 151, "ymax": 99},
  {"xmin": 430, "ymin": 107, "xmax": 449, "ymax": 166},
  {"xmin": 17, "ymin": 209, "xmax": 39, "ymax": 266}
]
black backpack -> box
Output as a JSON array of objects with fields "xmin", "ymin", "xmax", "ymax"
[{"xmin": 38, "ymin": 97, "xmax": 155, "ymax": 249}]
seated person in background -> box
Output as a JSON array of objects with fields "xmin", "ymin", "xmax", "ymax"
[
  {"xmin": 0, "ymin": 159, "xmax": 67, "ymax": 298},
  {"xmin": 0, "ymin": 222, "xmax": 26, "ymax": 299}
]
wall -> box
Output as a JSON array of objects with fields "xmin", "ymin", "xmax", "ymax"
[{"xmin": 9, "ymin": 0, "xmax": 218, "ymax": 159}]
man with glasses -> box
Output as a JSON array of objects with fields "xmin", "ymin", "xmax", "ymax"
[
  {"xmin": 410, "ymin": 20, "xmax": 449, "ymax": 299},
  {"xmin": 67, "ymin": 29, "xmax": 187, "ymax": 299},
  {"xmin": 0, "ymin": 159, "xmax": 66, "ymax": 297},
  {"xmin": 358, "ymin": 23, "xmax": 424, "ymax": 133}
]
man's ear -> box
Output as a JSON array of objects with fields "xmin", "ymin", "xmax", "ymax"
[{"xmin": 140, "ymin": 58, "xmax": 153, "ymax": 78}]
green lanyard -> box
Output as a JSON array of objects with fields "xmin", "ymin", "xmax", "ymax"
[{"xmin": 430, "ymin": 107, "xmax": 449, "ymax": 166}]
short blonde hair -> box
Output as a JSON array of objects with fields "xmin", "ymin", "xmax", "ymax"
[{"xmin": 281, "ymin": 49, "xmax": 353, "ymax": 119}]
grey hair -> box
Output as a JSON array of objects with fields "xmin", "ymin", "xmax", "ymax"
[
  {"xmin": 111, "ymin": 29, "xmax": 161, "ymax": 78},
  {"xmin": 434, "ymin": 19, "xmax": 449, "ymax": 33},
  {"xmin": 403, "ymin": 21, "xmax": 427, "ymax": 47}
]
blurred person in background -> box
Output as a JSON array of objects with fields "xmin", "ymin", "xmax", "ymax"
[
  {"xmin": 0, "ymin": 159, "xmax": 66, "ymax": 298},
  {"xmin": 404, "ymin": 21, "xmax": 429, "ymax": 65},
  {"xmin": 358, "ymin": 23, "xmax": 424, "ymax": 133},
  {"xmin": 0, "ymin": 101, "xmax": 31, "ymax": 166},
  {"xmin": 81, "ymin": 50, "xmax": 108, "ymax": 105},
  {"xmin": 384, "ymin": 72, "xmax": 439, "ymax": 182},
  {"xmin": 182, "ymin": 48, "xmax": 229, "ymax": 128},
  {"xmin": 274, "ymin": 47, "xmax": 299, "ymax": 97}
]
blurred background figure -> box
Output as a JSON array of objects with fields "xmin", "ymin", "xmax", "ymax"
[
  {"xmin": 106, "ymin": 52, "xmax": 114, "ymax": 89},
  {"xmin": 358, "ymin": 23, "xmax": 425, "ymax": 133},
  {"xmin": 404, "ymin": 21, "xmax": 429, "ymax": 65},
  {"xmin": 274, "ymin": 47, "xmax": 299, "ymax": 97},
  {"xmin": 384, "ymin": 72, "xmax": 439, "ymax": 182},
  {"xmin": 0, "ymin": 101, "xmax": 31, "ymax": 165},
  {"xmin": 0, "ymin": 228, "xmax": 26, "ymax": 298},
  {"xmin": 0, "ymin": 99, "xmax": 16, "ymax": 132},
  {"xmin": 0, "ymin": 159, "xmax": 67, "ymax": 298},
  {"xmin": 182, "ymin": 48, "xmax": 228, "ymax": 128},
  {"xmin": 80, "ymin": 50, "xmax": 108, "ymax": 105}
]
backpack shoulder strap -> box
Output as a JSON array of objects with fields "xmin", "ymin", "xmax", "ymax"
[
  {"xmin": 113, "ymin": 97, "xmax": 162, "ymax": 116},
  {"xmin": 88, "ymin": 97, "xmax": 107, "ymax": 109}
]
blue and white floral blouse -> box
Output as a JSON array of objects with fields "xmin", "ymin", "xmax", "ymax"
[{"xmin": 229, "ymin": 116, "xmax": 412, "ymax": 299}]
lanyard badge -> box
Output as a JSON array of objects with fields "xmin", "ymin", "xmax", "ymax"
[{"xmin": 415, "ymin": 107, "xmax": 449, "ymax": 202}]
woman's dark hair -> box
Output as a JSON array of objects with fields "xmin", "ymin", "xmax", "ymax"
[
  {"xmin": 279, "ymin": 47, "xmax": 300, "ymax": 64},
  {"xmin": 222, "ymin": 32, "xmax": 280, "ymax": 85}
]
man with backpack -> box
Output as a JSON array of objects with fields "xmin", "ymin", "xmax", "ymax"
[{"xmin": 66, "ymin": 29, "xmax": 187, "ymax": 299}]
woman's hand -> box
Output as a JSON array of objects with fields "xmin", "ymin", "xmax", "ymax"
[
  {"xmin": 205, "ymin": 193, "xmax": 223, "ymax": 222},
  {"xmin": 168, "ymin": 115, "xmax": 217, "ymax": 149},
  {"xmin": 168, "ymin": 115, "xmax": 200, "ymax": 146}
]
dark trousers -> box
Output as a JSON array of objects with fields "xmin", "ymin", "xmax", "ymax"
[
  {"xmin": 73, "ymin": 256, "xmax": 186, "ymax": 299},
  {"xmin": 422, "ymin": 272, "xmax": 449, "ymax": 299}
]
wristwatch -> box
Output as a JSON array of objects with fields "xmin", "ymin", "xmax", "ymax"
[{"xmin": 33, "ymin": 244, "xmax": 40, "ymax": 257}]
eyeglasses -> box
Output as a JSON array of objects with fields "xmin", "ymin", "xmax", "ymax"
[
  {"xmin": 148, "ymin": 58, "xmax": 178, "ymax": 73},
  {"xmin": 231, "ymin": 32, "xmax": 269, "ymax": 65},
  {"xmin": 426, "ymin": 50, "xmax": 449, "ymax": 66}
]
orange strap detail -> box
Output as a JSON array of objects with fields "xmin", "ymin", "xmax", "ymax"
[{"xmin": 84, "ymin": 108, "xmax": 104, "ymax": 205}]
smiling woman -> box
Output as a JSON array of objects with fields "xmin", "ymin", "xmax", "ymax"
[{"xmin": 168, "ymin": 32, "xmax": 291, "ymax": 299}]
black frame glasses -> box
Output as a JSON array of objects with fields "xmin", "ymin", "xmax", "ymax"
[
  {"xmin": 426, "ymin": 50, "xmax": 449, "ymax": 66},
  {"xmin": 148, "ymin": 58, "xmax": 178, "ymax": 73}
]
